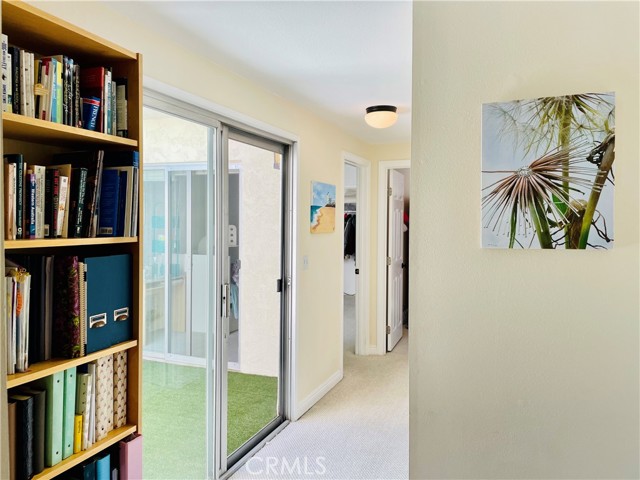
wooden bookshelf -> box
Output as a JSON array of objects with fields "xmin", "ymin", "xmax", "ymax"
[
  {"xmin": 5, "ymin": 236, "xmax": 138, "ymax": 250},
  {"xmin": 1, "ymin": 1, "xmax": 144, "ymax": 477},
  {"xmin": 32, "ymin": 425, "xmax": 137, "ymax": 480},
  {"xmin": 3, "ymin": 112, "xmax": 138, "ymax": 147},
  {"xmin": 7, "ymin": 340, "xmax": 138, "ymax": 388}
]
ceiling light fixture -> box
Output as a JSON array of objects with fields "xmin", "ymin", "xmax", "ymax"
[{"xmin": 365, "ymin": 105, "xmax": 398, "ymax": 129}]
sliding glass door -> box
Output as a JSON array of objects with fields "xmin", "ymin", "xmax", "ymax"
[{"xmin": 141, "ymin": 94, "xmax": 291, "ymax": 479}]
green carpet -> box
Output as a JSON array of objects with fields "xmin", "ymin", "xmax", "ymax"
[{"xmin": 142, "ymin": 361, "xmax": 278, "ymax": 479}]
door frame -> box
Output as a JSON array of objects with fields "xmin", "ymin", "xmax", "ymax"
[
  {"xmin": 376, "ymin": 159, "xmax": 410, "ymax": 355},
  {"xmin": 342, "ymin": 152, "xmax": 371, "ymax": 357},
  {"xmin": 143, "ymin": 85, "xmax": 299, "ymax": 479}
]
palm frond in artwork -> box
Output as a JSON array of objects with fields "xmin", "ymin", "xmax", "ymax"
[{"xmin": 482, "ymin": 143, "xmax": 596, "ymax": 248}]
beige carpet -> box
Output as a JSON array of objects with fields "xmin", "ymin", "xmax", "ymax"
[{"xmin": 232, "ymin": 297, "xmax": 409, "ymax": 479}]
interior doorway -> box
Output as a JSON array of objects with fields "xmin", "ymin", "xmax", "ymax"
[
  {"xmin": 377, "ymin": 160, "xmax": 410, "ymax": 354},
  {"xmin": 342, "ymin": 153, "xmax": 371, "ymax": 357}
]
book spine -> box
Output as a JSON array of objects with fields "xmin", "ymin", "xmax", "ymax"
[
  {"xmin": 45, "ymin": 169, "xmax": 60, "ymax": 238},
  {"xmin": 6, "ymin": 52, "xmax": 12, "ymax": 113},
  {"xmin": 1, "ymin": 34, "xmax": 8, "ymax": 112},
  {"xmin": 116, "ymin": 171, "xmax": 127, "ymax": 237},
  {"xmin": 115, "ymin": 78, "xmax": 128, "ymax": 137},
  {"xmin": 56, "ymin": 58, "xmax": 63, "ymax": 123},
  {"xmin": 9, "ymin": 46, "xmax": 20, "ymax": 114},
  {"xmin": 71, "ymin": 168, "xmax": 88, "ymax": 238},
  {"xmin": 98, "ymin": 170, "xmax": 119, "ymax": 237},
  {"xmin": 4, "ymin": 163, "xmax": 16, "ymax": 240},
  {"xmin": 35, "ymin": 165, "xmax": 45, "ymax": 238},
  {"xmin": 74, "ymin": 64, "xmax": 81, "ymax": 128},
  {"xmin": 56, "ymin": 176, "xmax": 69, "ymax": 238},
  {"xmin": 27, "ymin": 171, "xmax": 36, "ymax": 238},
  {"xmin": 5, "ymin": 154, "xmax": 24, "ymax": 239}
]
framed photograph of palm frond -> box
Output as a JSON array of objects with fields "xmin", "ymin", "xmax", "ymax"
[{"xmin": 482, "ymin": 92, "xmax": 615, "ymax": 249}]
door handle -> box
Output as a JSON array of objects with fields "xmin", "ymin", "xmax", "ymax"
[{"xmin": 221, "ymin": 283, "xmax": 230, "ymax": 318}]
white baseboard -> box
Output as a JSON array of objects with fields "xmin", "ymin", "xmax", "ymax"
[
  {"xmin": 368, "ymin": 345, "xmax": 385, "ymax": 355},
  {"xmin": 292, "ymin": 369, "xmax": 343, "ymax": 421}
]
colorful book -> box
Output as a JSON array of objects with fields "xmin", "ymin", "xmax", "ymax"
[
  {"xmin": 113, "ymin": 351, "xmax": 127, "ymax": 428},
  {"xmin": 80, "ymin": 66, "xmax": 105, "ymax": 132},
  {"xmin": 52, "ymin": 256, "xmax": 81, "ymax": 358},
  {"xmin": 9, "ymin": 393, "xmax": 34, "ymax": 480},
  {"xmin": 57, "ymin": 175, "xmax": 69, "ymax": 238},
  {"xmin": 45, "ymin": 168, "xmax": 60, "ymax": 238},
  {"xmin": 62, "ymin": 367, "xmax": 77, "ymax": 459},
  {"xmin": 26, "ymin": 170, "xmax": 36, "ymax": 238},
  {"xmin": 36, "ymin": 371, "xmax": 64, "ymax": 467},
  {"xmin": 33, "ymin": 165, "xmax": 45, "ymax": 238},
  {"xmin": 73, "ymin": 414, "xmax": 83, "ymax": 454},
  {"xmin": 94, "ymin": 354, "xmax": 114, "ymax": 441},
  {"xmin": 4, "ymin": 162, "xmax": 16, "ymax": 240},
  {"xmin": 98, "ymin": 169, "xmax": 120, "ymax": 236},
  {"xmin": 68, "ymin": 167, "xmax": 88, "ymax": 238},
  {"xmin": 5, "ymin": 154, "xmax": 24, "ymax": 239}
]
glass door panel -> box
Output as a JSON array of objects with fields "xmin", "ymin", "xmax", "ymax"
[
  {"xmin": 226, "ymin": 136, "xmax": 284, "ymax": 458},
  {"xmin": 142, "ymin": 106, "xmax": 214, "ymax": 479}
]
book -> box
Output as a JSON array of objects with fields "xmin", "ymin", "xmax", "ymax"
[
  {"xmin": 74, "ymin": 414, "xmax": 83, "ymax": 454},
  {"xmin": 9, "ymin": 45, "xmax": 19, "ymax": 115},
  {"xmin": 115, "ymin": 78, "xmax": 128, "ymax": 137},
  {"xmin": 62, "ymin": 367, "xmax": 77, "ymax": 459},
  {"xmin": 6, "ymin": 264, "xmax": 31, "ymax": 372},
  {"xmin": 4, "ymin": 161, "xmax": 16, "ymax": 240},
  {"xmin": 96, "ymin": 453, "xmax": 111, "ymax": 480},
  {"xmin": 44, "ymin": 255, "xmax": 54, "ymax": 360},
  {"xmin": 5, "ymin": 153, "xmax": 24, "ymax": 239},
  {"xmin": 34, "ymin": 165, "xmax": 46, "ymax": 238},
  {"xmin": 7, "ymin": 52, "xmax": 12, "ymax": 113},
  {"xmin": 119, "ymin": 434, "xmax": 142, "ymax": 480},
  {"xmin": 57, "ymin": 175, "xmax": 69, "ymax": 237},
  {"xmin": 45, "ymin": 168, "xmax": 60, "ymax": 238},
  {"xmin": 113, "ymin": 350, "xmax": 128, "ymax": 428},
  {"xmin": 35, "ymin": 371, "xmax": 64, "ymax": 467},
  {"xmin": 26, "ymin": 169, "xmax": 36, "ymax": 238},
  {"xmin": 79, "ymin": 261, "xmax": 87, "ymax": 356},
  {"xmin": 94, "ymin": 354, "xmax": 114, "ymax": 442},
  {"xmin": 8, "ymin": 399, "xmax": 17, "ymax": 480},
  {"xmin": 2, "ymin": 34, "xmax": 8, "ymax": 112},
  {"xmin": 17, "ymin": 387, "xmax": 46, "ymax": 475},
  {"xmin": 80, "ymin": 66, "xmax": 105, "ymax": 132},
  {"xmin": 5, "ymin": 273, "xmax": 17, "ymax": 375},
  {"xmin": 98, "ymin": 169, "xmax": 120, "ymax": 236},
  {"xmin": 74, "ymin": 63, "xmax": 81, "ymax": 127},
  {"xmin": 104, "ymin": 150, "xmax": 138, "ymax": 236},
  {"xmin": 9, "ymin": 393, "xmax": 35, "ymax": 480},
  {"xmin": 52, "ymin": 256, "xmax": 81, "ymax": 358},
  {"xmin": 53, "ymin": 150, "xmax": 104, "ymax": 237},
  {"xmin": 69, "ymin": 167, "xmax": 88, "ymax": 238}
]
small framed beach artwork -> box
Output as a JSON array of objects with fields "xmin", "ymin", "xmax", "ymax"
[
  {"xmin": 482, "ymin": 92, "xmax": 615, "ymax": 249},
  {"xmin": 310, "ymin": 181, "xmax": 336, "ymax": 234}
]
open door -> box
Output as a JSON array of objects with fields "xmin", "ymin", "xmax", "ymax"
[{"xmin": 386, "ymin": 170, "xmax": 404, "ymax": 351}]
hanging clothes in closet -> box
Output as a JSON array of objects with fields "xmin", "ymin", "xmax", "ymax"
[{"xmin": 344, "ymin": 213, "xmax": 356, "ymax": 257}]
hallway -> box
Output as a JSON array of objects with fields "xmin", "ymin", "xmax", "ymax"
[{"xmin": 232, "ymin": 305, "xmax": 408, "ymax": 479}]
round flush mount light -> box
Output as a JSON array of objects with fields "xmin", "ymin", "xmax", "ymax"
[{"xmin": 365, "ymin": 105, "xmax": 398, "ymax": 129}]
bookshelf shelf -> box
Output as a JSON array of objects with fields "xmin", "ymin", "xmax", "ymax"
[
  {"xmin": 5, "ymin": 236, "xmax": 138, "ymax": 250},
  {"xmin": 31, "ymin": 424, "xmax": 137, "ymax": 480},
  {"xmin": 1, "ymin": 2, "xmax": 143, "ymax": 477},
  {"xmin": 6, "ymin": 340, "xmax": 138, "ymax": 389},
  {"xmin": 3, "ymin": 113, "xmax": 138, "ymax": 147}
]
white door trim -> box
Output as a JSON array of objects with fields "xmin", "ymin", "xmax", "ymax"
[
  {"xmin": 376, "ymin": 159, "xmax": 410, "ymax": 355},
  {"xmin": 343, "ymin": 152, "xmax": 371, "ymax": 357}
]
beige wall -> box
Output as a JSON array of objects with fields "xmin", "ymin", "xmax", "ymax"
[
  {"xmin": 30, "ymin": 1, "xmax": 373, "ymax": 411},
  {"xmin": 411, "ymin": 2, "xmax": 638, "ymax": 478}
]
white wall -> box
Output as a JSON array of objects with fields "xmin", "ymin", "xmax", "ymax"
[{"xmin": 411, "ymin": 2, "xmax": 639, "ymax": 478}]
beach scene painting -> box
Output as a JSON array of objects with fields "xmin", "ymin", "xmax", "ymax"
[
  {"xmin": 310, "ymin": 181, "xmax": 336, "ymax": 233},
  {"xmin": 482, "ymin": 92, "xmax": 615, "ymax": 249}
]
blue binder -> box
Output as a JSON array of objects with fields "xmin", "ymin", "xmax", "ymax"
[{"xmin": 85, "ymin": 254, "xmax": 132, "ymax": 354}]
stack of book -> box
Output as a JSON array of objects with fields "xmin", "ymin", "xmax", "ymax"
[
  {"xmin": 4, "ymin": 254, "xmax": 132, "ymax": 374},
  {"xmin": 3, "ymin": 150, "xmax": 139, "ymax": 240},
  {"xmin": 1, "ymin": 34, "xmax": 128, "ymax": 137},
  {"xmin": 7, "ymin": 353, "xmax": 128, "ymax": 479}
]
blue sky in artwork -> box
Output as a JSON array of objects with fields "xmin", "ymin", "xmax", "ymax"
[{"xmin": 312, "ymin": 181, "xmax": 336, "ymax": 207}]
